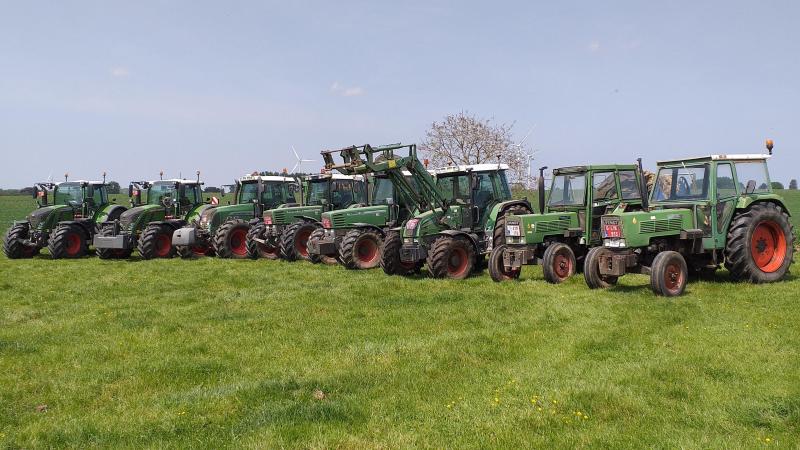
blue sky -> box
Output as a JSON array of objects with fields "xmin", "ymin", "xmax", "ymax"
[{"xmin": 1, "ymin": 0, "xmax": 798, "ymax": 188}]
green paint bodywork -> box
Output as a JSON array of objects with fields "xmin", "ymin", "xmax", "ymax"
[{"xmin": 324, "ymin": 204, "xmax": 389, "ymax": 228}]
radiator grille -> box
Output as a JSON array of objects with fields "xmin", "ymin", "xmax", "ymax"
[
  {"xmin": 639, "ymin": 218, "xmax": 682, "ymax": 234},
  {"xmin": 537, "ymin": 219, "xmax": 570, "ymax": 234}
]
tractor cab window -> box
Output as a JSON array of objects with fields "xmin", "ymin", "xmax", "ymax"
[
  {"xmin": 54, "ymin": 182, "xmax": 83, "ymax": 205},
  {"xmin": 734, "ymin": 161, "xmax": 770, "ymax": 194},
  {"xmin": 496, "ymin": 170, "xmax": 512, "ymax": 200},
  {"xmin": 437, "ymin": 174, "xmax": 470, "ymax": 204},
  {"xmin": 619, "ymin": 171, "xmax": 642, "ymax": 200},
  {"xmin": 592, "ymin": 172, "xmax": 618, "ymax": 203},
  {"xmin": 651, "ymin": 165, "xmax": 709, "ymax": 202},
  {"xmin": 89, "ymin": 185, "xmax": 108, "ymax": 205},
  {"xmin": 473, "ymin": 172, "xmax": 496, "ymax": 211},
  {"xmin": 147, "ymin": 181, "xmax": 178, "ymax": 205},
  {"xmin": 262, "ymin": 181, "xmax": 287, "ymax": 208},
  {"xmin": 330, "ymin": 180, "xmax": 357, "ymax": 208},
  {"xmin": 306, "ymin": 180, "xmax": 329, "ymax": 206},
  {"xmin": 548, "ymin": 174, "xmax": 586, "ymax": 207},
  {"xmin": 371, "ymin": 177, "xmax": 395, "ymax": 205},
  {"xmin": 716, "ymin": 163, "xmax": 737, "ymax": 198},
  {"xmin": 239, "ymin": 182, "xmax": 259, "ymax": 204},
  {"xmin": 181, "ymin": 184, "xmax": 201, "ymax": 206}
]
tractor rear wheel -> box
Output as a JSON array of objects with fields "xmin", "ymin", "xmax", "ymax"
[
  {"xmin": 650, "ymin": 251, "xmax": 688, "ymax": 296},
  {"xmin": 138, "ymin": 224, "xmax": 176, "ymax": 259},
  {"xmin": 583, "ymin": 246, "xmax": 618, "ymax": 289},
  {"xmin": 96, "ymin": 224, "xmax": 132, "ymax": 259},
  {"xmin": 48, "ymin": 223, "xmax": 87, "ymax": 259},
  {"xmin": 3, "ymin": 223, "xmax": 39, "ymax": 259},
  {"xmin": 280, "ymin": 221, "xmax": 318, "ymax": 261},
  {"xmin": 542, "ymin": 242, "xmax": 576, "ymax": 284},
  {"xmin": 724, "ymin": 202, "xmax": 794, "ymax": 283},
  {"xmin": 214, "ymin": 219, "xmax": 250, "ymax": 259},
  {"xmin": 245, "ymin": 222, "xmax": 278, "ymax": 260},
  {"xmin": 428, "ymin": 235, "xmax": 475, "ymax": 280},
  {"xmin": 340, "ymin": 229, "xmax": 382, "ymax": 269},
  {"xmin": 493, "ymin": 205, "xmax": 532, "ymax": 248},
  {"xmin": 380, "ymin": 231, "xmax": 421, "ymax": 275},
  {"xmin": 488, "ymin": 244, "xmax": 520, "ymax": 282},
  {"xmin": 308, "ymin": 227, "xmax": 338, "ymax": 265}
]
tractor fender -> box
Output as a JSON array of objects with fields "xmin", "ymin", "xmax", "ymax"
[
  {"xmin": 55, "ymin": 220, "xmax": 95, "ymax": 238},
  {"xmin": 735, "ymin": 197, "xmax": 792, "ymax": 216},
  {"xmin": 438, "ymin": 229, "xmax": 480, "ymax": 250},
  {"xmin": 498, "ymin": 199, "xmax": 534, "ymax": 215},
  {"xmin": 351, "ymin": 223, "xmax": 386, "ymax": 236},
  {"xmin": 147, "ymin": 220, "xmax": 186, "ymax": 230},
  {"xmin": 295, "ymin": 215, "xmax": 321, "ymax": 224},
  {"xmin": 100, "ymin": 205, "xmax": 127, "ymax": 223}
]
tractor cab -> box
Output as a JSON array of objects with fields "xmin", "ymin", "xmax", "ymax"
[
  {"xmin": 433, "ymin": 164, "xmax": 513, "ymax": 230},
  {"xmin": 145, "ymin": 180, "xmax": 203, "ymax": 215},
  {"xmin": 303, "ymin": 173, "xmax": 366, "ymax": 210},
  {"xmin": 233, "ymin": 175, "xmax": 299, "ymax": 211}
]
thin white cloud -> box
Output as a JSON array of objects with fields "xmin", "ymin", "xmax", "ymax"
[
  {"xmin": 330, "ymin": 81, "xmax": 364, "ymax": 97},
  {"xmin": 587, "ymin": 41, "xmax": 600, "ymax": 52},
  {"xmin": 110, "ymin": 67, "xmax": 130, "ymax": 77}
]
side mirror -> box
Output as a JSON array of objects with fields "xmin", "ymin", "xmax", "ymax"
[
  {"xmin": 227, "ymin": 201, "xmax": 231, "ymax": 205},
  {"xmin": 32, "ymin": 186, "xmax": 38, "ymax": 199},
  {"xmin": 470, "ymin": 176, "xmax": 479, "ymax": 191},
  {"xmin": 746, "ymin": 180, "xmax": 756, "ymax": 194},
  {"xmin": 472, "ymin": 205, "xmax": 480, "ymax": 223},
  {"xmin": 128, "ymin": 185, "xmax": 133, "ymax": 197},
  {"xmin": 112, "ymin": 198, "xmax": 117, "ymax": 203}
]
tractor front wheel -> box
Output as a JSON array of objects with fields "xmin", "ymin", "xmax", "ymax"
[
  {"xmin": 280, "ymin": 221, "xmax": 317, "ymax": 261},
  {"xmin": 138, "ymin": 224, "xmax": 176, "ymax": 259},
  {"xmin": 48, "ymin": 223, "xmax": 87, "ymax": 259},
  {"xmin": 650, "ymin": 251, "xmax": 688, "ymax": 297},
  {"xmin": 724, "ymin": 202, "xmax": 794, "ymax": 283},
  {"xmin": 428, "ymin": 236, "xmax": 475, "ymax": 280},
  {"xmin": 488, "ymin": 244, "xmax": 520, "ymax": 282},
  {"xmin": 308, "ymin": 227, "xmax": 338, "ymax": 265},
  {"xmin": 214, "ymin": 219, "xmax": 250, "ymax": 259},
  {"xmin": 340, "ymin": 229, "xmax": 382, "ymax": 269},
  {"xmin": 583, "ymin": 246, "xmax": 618, "ymax": 289},
  {"xmin": 245, "ymin": 222, "xmax": 278, "ymax": 260},
  {"xmin": 3, "ymin": 223, "xmax": 39, "ymax": 259},
  {"xmin": 380, "ymin": 231, "xmax": 421, "ymax": 275},
  {"xmin": 543, "ymin": 242, "xmax": 576, "ymax": 284}
]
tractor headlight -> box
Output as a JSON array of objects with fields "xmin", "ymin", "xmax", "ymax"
[{"xmin": 603, "ymin": 238, "xmax": 626, "ymax": 248}]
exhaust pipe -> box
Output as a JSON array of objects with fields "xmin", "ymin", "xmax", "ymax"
[
  {"xmin": 637, "ymin": 158, "xmax": 649, "ymax": 210},
  {"xmin": 538, "ymin": 166, "xmax": 548, "ymax": 214}
]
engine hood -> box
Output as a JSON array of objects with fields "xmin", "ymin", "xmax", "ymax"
[
  {"xmin": 27, "ymin": 205, "xmax": 68, "ymax": 228},
  {"xmin": 325, "ymin": 205, "xmax": 389, "ymax": 228},
  {"xmin": 119, "ymin": 205, "xmax": 160, "ymax": 229}
]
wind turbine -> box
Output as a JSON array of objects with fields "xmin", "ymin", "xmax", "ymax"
[
  {"xmin": 290, "ymin": 145, "xmax": 316, "ymax": 173},
  {"xmin": 512, "ymin": 124, "xmax": 542, "ymax": 189}
]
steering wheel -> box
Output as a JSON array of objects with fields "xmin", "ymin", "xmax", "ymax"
[
  {"xmin": 677, "ymin": 177, "xmax": 691, "ymax": 196},
  {"xmin": 161, "ymin": 196, "xmax": 175, "ymax": 208}
]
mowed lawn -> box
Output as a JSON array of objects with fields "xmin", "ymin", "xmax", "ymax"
[{"xmin": 1, "ymin": 193, "xmax": 799, "ymax": 448}]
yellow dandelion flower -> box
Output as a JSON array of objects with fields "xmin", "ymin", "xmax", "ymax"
[
  {"xmin": 537, "ymin": 407, "xmax": 543, "ymax": 411},
  {"xmin": 765, "ymin": 438, "xmax": 771, "ymax": 442}
]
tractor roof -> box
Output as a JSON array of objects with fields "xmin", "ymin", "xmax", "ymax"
[
  {"xmin": 306, "ymin": 173, "xmax": 364, "ymax": 181},
  {"xmin": 239, "ymin": 175, "xmax": 294, "ymax": 182},
  {"xmin": 553, "ymin": 164, "xmax": 638, "ymax": 175},
  {"xmin": 152, "ymin": 179, "xmax": 203, "ymax": 185},
  {"xmin": 657, "ymin": 154, "xmax": 771, "ymax": 166},
  {"xmin": 436, "ymin": 163, "xmax": 510, "ymax": 174},
  {"xmin": 60, "ymin": 180, "xmax": 106, "ymax": 185}
]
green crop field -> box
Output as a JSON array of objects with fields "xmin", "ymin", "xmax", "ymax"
[{"xmin": 1, "ymin": 193, "xmax": 799, "ymax": 448}]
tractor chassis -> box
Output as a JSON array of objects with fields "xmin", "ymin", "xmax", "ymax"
[
  {"xmin": 502, "ymin": 247, "xmax": 539, "ymax": 270},
  {"xmin": 307, "ymin": 228, "xmax": 338, "ymax": 256},
  {"xmin": 598, "ymin": 250, "xmax": 649, "ymax": 276}
]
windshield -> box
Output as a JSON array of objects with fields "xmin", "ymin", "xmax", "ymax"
[
  {"xmin": 89, "ymin": 184, "xmax": 108, "ymax": 205},
  {"xmin": 436, "ymin": 174, "xmax": 469, "ymax": 203},
  {"xmin": 53, "ymin": 182, "xmax": 83, "ymax": 205},
  {"xmin": 238, "ymin": 181, "xmax": 259, "ymax": 204},
  {"xmin": 305, "ymin": 180, "xmax": 329, "ymax": 205},
  {"xmin": 147, "ymin": 182, "xmax": 178, "ymax": 205},
  {"xmin": 263, "ymin": 181, "xmax": 289, "ymax": 208},
  {"xmin": 371, "ymin": 177, "xmax": 395, "ymax": 205},
  {"xmin": 651, "ymin": 165, "xmax": 709, "ymax": 202},
  {"xmin": 548, "ymin": 174, "xmax": 586, "ymax": 206}
]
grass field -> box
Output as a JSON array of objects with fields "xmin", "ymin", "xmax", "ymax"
[{"xmin": 1, "ymin": 193, "xmax": 800, "ymax": 448}]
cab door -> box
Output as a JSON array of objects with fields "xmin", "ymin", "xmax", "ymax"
[{"xmin": 711, "ymin": 162, "xmax": 738, "ymax": 248}]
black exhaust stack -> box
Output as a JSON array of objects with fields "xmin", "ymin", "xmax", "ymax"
[
  {"xmin": 538, "ymin": 166, "xmax": 548, "ymax": 214},
  {"xmin": 637, "ymin": 158, "xmax": 649, "ymax": 210}
]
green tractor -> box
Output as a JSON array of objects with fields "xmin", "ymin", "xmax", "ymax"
[
  {"xmin": 489, "ymin": 162, "xmax": 648, "ymax": 283},
  {"xmin": 172, "ymin": 173, "xmax": 298, "ymax": 259},
  {"xmin": 3, "ymin": 175, "xmax": 127, "ymax": 259},
  {"xmin": 585, "ymin": 140, "xmax": 794, "ymax": 296},
  {"xmin": 245, "ymin": 168, "xmax": 366, "ymax": 261},
  {"xmin": 389, "ymin": 163, "xmax": 533, "ymax": 279},
  {"xmin": 93, "ymin": 174, "xmax": 211, "ymax": 259},
  {"xmin": 307, "ymin": 143, "xmax": 436, "ymax": 269}
]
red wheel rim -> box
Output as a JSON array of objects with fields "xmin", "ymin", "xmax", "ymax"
[
  {"xmin": 355, "ymin": 237, "xmax": 379, "ymax": 264},
  {"xmin": 65, "ymin": 233, "xmax": 81, "ymax": 256},
  {"xmin": 663, "ymin": 262, "xmax": 683, "ymax": 294},
  {"xmin": 552, "ymin": 251, "xmax": 573, "ymax": 280},
  {"xmin": 295, "ymin": 228, "xmax": 313, "ymax": 257},
  {"xmin": 447, "ymin": 247, "xmax": 469, "ymax": 276},
  {"xmin": 155, "ymin": 234, "xmax": 172, "ymax": 257},
  {"xmin": 230, "ymin": 228, "xmax": 247, "ymax": 256},
  {"xmin": 750, "ymin": 221, "xmax": 786, "ymax": 273}
]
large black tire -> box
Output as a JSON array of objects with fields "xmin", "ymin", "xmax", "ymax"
[
  {"xmin": 493, "ymin": 205, "xmax": 532, "ymax": 248},
  {"xmin": 724, "ymin": 202, "xmax": 794, "ymax": 283},
  {"xmin": 380, "ymin": 230, "xmax": 421, "ymax": 275},
  {"xmin": 280, "ymin": 221, "xmax": 318, "ymax": 262},
  {"xmin": 214, "ymin": 219, "xmax": 250, "ymax": 259},
  {"xmin": 176, "ymin": 243, "xmax": 211, "ymax": 259},
  {"xmin": 488, "ymin": 244, "xmax": 520, "ymax": 282},
  {"xmin": 138, "ymin": 224, "xmax": 176, "ymax": 259},
  {"xmin": 650, "ymin": 251, "xmax": 688, "ymax": 297},
  {"xmin": 96, "ymin": 224, "xmax": 133, "ymax": 259},
  {"xmin": 308, "ymin": 227, "xmax": 338, "ymax": 265},
  {"xmin": 3, "ymin": 223, "xmax": 39, "ymax": 259},
  {"xmin": 48, "ymin": 223, "xmax": 87, "ymax": 259},
  {"xmin": 427, "ymin": 235, "xmax": 475, "ymax": 280},
  {"xmin": 542, "ymin": 242, "xmax": 576, "ymax": 284},
  {"xmin": 245, "ymin": 222, "xmax": 279, "ymax": 260},
  {"xmin": 340, "ymin": 229, "xmax": 383, "ymax": 269},
  {"xmin": 583, "ymin": 246, "xmax": 618, "ymax": 289}
]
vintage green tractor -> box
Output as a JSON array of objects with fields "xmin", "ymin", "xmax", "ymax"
[
  {"xmin": 390, "ymin": 163, "xmax": 533, "ymax": 279},
  {"xmin": 488, "ymin": 162, "xmax": 647, "ymax": 283},
  {"xmin": 2, "ymin": 175, "xmax": 126, "ymax": 259},
  {"xmin": 584, "ymin": 140, "xmax": 794, "ymax": 296},
  {"xmin": 245, "ymin": 168, "xmax": 366, "ymax": 261},
  {"xmin": 94, "ymin": 174, "xmax": 210, "ymax": 259},
  {"xmin": 307, "ymin": 143, "xmax": 434, "ymax": 269},
  {"xmin": 172, "ymin": 173, "xmax": 298, "ymax": 259}
]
